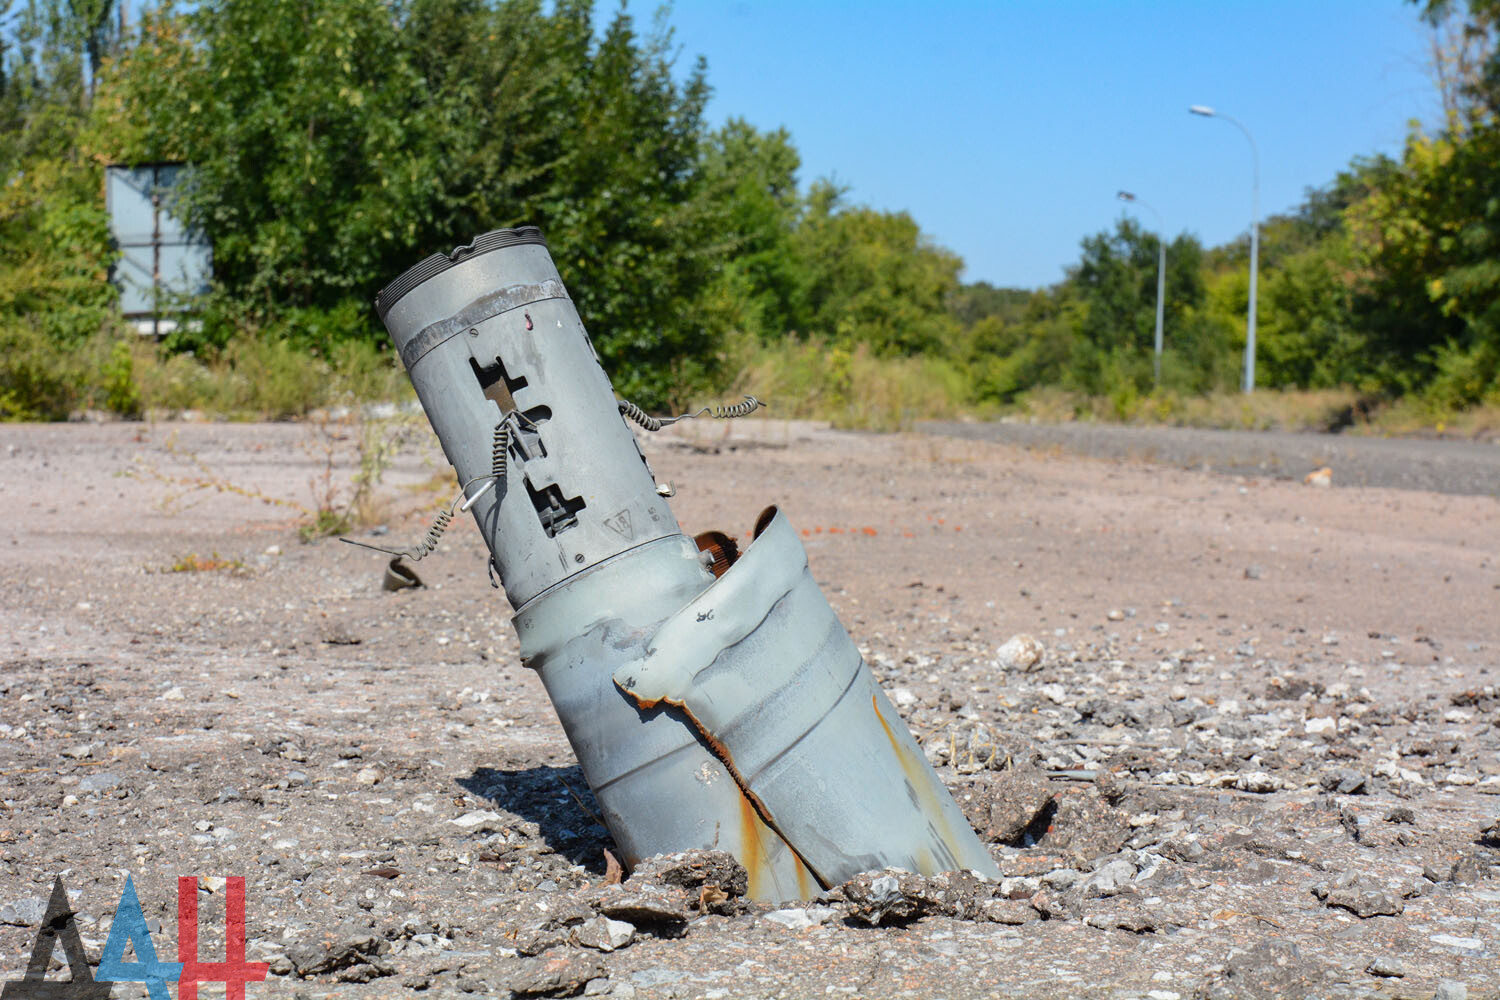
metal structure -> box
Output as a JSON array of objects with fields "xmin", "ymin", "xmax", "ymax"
[
  {"xmin": 1116, "ymin": 190, "xmax": 1166, "ymax": 386},
  {"xmin": 1189, "ymin": 105, "xmax": 1260, "ymax": 393},
  {"xmin": 105, "ymin": 164, "xmax": 212, "ymax": 336},
  {"xmin": 373, "ymin": 227, "xmax": 999, "ymax": 900}
]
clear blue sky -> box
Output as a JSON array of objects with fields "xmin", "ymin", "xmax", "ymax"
[{"xmin": 664, "ymin": 1, "xmax": 1438, "ymax": 289}]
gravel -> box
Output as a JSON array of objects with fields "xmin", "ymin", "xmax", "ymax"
[{"xmin": 0, "ymin": 418, "xmax": 1497, "ymax": 998}]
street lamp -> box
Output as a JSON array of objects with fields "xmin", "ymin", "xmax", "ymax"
[
  {"xmin": 1190, "ymin": 104, "xmax": 1259, "ymax": 394},
  {"xmin": 1117, "ymin": 190, "xmax": 1166, "ymax": 387}
]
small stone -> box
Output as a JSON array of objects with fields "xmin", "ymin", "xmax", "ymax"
[
  {"xmin": 1235, "ymin": 771, "xmax": 1284, "ymax": 793},
  {"xmin": 1243, "ymin": 565, "xmax": 1263, "ymax": 580},
  {"xmin": 0, "ymin": 898, "xmax": 46, "ymax": 927},
  {"xmin": 61, "ymin": 744, "xmax": 93, "ymax": 760},
  {"xmin": 1304, "ymin": 716, "xmax": 1336, "ymax": 735},
  {"xmin": 573, "ymin": 915, "xmax": 634, "ymax": 952},
  {"xmin": 889, "ymin": 687, "xmax": 918, "ymax": 709},
  {"xmin": 1319, "ymin": 768, "xmax": 1366, "ymax": 795},
  {"xmin": 322, "ymin": 622, "xmax": 361, "ymax": 646},
  {"xmin": 1384, "ymin": 806, "xmax": 1416, "ymax": 825},
  {"xmin": 354, "ymin": 766, "xmax": 383, "ymax": 786},
  {"xmin": 1082, "ymin": 858, "xmax": 1136, "ymax": 898},
  {"xmin": 996, "ymin": 634, "xmax": 1044, "ymax": 672},
  {"xmin": 1040, "ymin": 868, "xmax": 1081, "ymax": 891},
  {"xmin": 841, "ymin": 870, "xmax": 930, "ymax": 926},
  {"xmin": 160, "ymin": 686, "xmax": 185, "ymax": 701},
  {"xmin": 450, "ymin": 810, "xmax": 505, "ymax": 831},
  {"xmin": 1315, "ymin": 877, "xmax": 1404, "ymax": 918},
  {"xmin": 1434, "ymin": 981, "xmax": 1468, "ymax": 1000},
  {"xmin": 977, "ymin": 898, "xmax": 1037, "ymax": 924},
  {"xmin": 595, "ymin": 886, "xmax": 691, "ymax": 926},
  {"xmin": 955, "ymin": 770, "xmax": 1055, "ymax": 845},
  {"xmin": 61, "ymin": 794, "xmax": 79, "ymax": 807},
  {"xmin": 762, "ymin": 907, "xmax": 836, "ymax": 930},
  {"xmin": 1365, "ymin": 956, "xmax": 1405, "ymax": 978}
]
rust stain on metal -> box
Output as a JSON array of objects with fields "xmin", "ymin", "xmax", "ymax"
[
  {"xmin": 737, "ymin": 792, "xmax": 769, "ymax": 900},
  {"xmin": 793, "ymin": 854, "xmax": 814, "ymax": 898},
  {"xmin": 872, "ymin": 693, "xmax": 963, "ymax": 857},
  {"xmin": 617, "ymin": 683, "xmax": 831, "ymax": 891}
]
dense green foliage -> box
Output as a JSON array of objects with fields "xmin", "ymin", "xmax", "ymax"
[{"xmin": 1, "ymin": 0, "xmax": 1498, "ymax": 423}]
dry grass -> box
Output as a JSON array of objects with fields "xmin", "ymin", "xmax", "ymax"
[
  {"xmin": 1010, "ymin": 387, "xmax": 1367, "ymax": 434},
  {"xmin": 723, "ymin": 334, "xmax": 974, "ymax": 432}
]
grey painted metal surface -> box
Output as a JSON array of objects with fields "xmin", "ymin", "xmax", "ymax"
[
  {"xmin": 105, "ymin": 164, "xmax": 211, "ymax": 333},
  {"xmin": 613, "ymin": 505, "xmax": 999, "ymax": 885},
  {"xmin": 376, "ymin": 227, "xmax": 999, "ymax": 899}
]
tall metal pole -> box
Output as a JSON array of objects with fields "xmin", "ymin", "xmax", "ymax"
[
  {"xmin": 1190, "ymin": 105, "xmax": 1259, "ymax": 393},
  {"xmin": 1117, "ymin": 191, "xmax": 1166, "ymax": 387}
]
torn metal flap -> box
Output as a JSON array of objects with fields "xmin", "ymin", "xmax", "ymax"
[{"xmin": 613, "ymin": 506, "xmax": 999, "ymax": 885}]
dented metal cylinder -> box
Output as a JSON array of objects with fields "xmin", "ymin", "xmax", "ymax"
[{"xmin": 376, "ymin": 227, "xmax": 999, "ymax": 899}]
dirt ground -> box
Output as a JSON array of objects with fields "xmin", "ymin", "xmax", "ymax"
[{"xmin": 1, "ymin": 417, "xmax": 1498, "ymax": 1000}]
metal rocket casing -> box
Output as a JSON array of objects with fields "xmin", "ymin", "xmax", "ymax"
[{"xmin": 375, "ymin": 228, "xmax": 1000, "ymax": 899}]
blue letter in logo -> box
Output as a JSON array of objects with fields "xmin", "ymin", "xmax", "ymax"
[{"xmin": 96, "ymin": 877, "xmax": 182, "ymax": 1000}]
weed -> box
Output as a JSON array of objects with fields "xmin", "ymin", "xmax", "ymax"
[
  {"xmin": 134, "ymin": 410, "xmax": 425, "ymax": 542},
  {"xmin": 160, "ymin": 552, "xmax": 245, "ymax": 573}
]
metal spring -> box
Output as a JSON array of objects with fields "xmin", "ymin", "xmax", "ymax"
[
  {"xmin": 617, "ymin": 398, "xmax": 663, "ymax": 432},
  {"xmin": 406, "ymin": 507, "xmax": 453, "ymax": 561},
  {"xmin": 709, "ymin": 395, "xmax": 765, "ymax": 419},
  {"xmin": 618, "ymin": 394, "xmax": 766, "ymax": 431},
  {"xmin": 341, "ymin": 409, "xmax": 537, "ymax": 564},
  {"xmin": 492, "ymin": 420, "xmax": 513, "ymax": 480}
]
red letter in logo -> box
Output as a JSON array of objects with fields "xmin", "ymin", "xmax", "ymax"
[{"xmin": 176, "ymin": 877, "xmax": 269, "ymax": 1000}]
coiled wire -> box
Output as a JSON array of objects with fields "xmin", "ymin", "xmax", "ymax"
[
  {"xmin": 405, "ymin": 507, "xmax": 454, "ymax": 560},
  {"xmin": 492, "ymin": 420, "xmax": 513, "ymax": 480},
  {"xmin": 617, "ymin": 394, "xmax": 766, "ymax": 432},
  {"xmin": 342, "ymin": 412, "xmax": 527, "ymax": 563}
]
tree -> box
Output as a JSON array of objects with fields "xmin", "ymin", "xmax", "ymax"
[
  {"xmin": 789, "ymin": 180, "xmax": 964, "ymax": 356},
  {"xmin": 111, "ymin": 0, "xmax": 727, "ymax": 406}
]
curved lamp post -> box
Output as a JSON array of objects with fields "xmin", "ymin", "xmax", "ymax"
[
  {"xmin": 1117, "ymin": 190, "xmax": 1166, "ymax": 386},
  {"xmin": 1190, "ymin": 104, "xmax": 1259, "ymax": 394}
]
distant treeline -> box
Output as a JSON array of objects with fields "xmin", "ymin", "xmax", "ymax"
[{"xmin": 1, "ymin": 0, "xmax": 1497, "ymax": 420}]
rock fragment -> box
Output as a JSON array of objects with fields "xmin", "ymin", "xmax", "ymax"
[
  {"xmin": 996, "ymin": 634, "xmax": 1044, "ymax": 672},
  {"xmin": 506, "ymin": 952, "xmax": 606, "ymax": 998},
  {"xmin": 1311, "ymin": 872, "xmax": 1404, "ymax": 918},
  {"xmin": 954, "ymin": 771, "xmax": 1054, "ymax": 844},
  {"xmin": 573, "ymin": 916, "xmax": 634, "ymax": 952},
  {"xmin": 1318, "ymin": 768, "xmax": 1366, "ymax": 794},
  {"xmin": 629, "ymin": 850, "xmax": 747, "ymax": 914},
  {"xmin": 761, "ymin": 907, "xmax": 837, "ymax": 930},
  {"xmin": 0, "ymin": 898, "xmax": 45, "ymax": 927},
  {"xmin": 285, "ymin": 924, "xmax": 392, "ymax": 982},
  {"xmin": 1365, "ymin": 956, "xmax": 1405, "ymax": 978},
  {"xmin": 840, "ymin": 870, "xmax": 931, "ymax": 926}
]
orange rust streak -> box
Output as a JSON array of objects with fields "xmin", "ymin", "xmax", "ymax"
[
  {"xmin": 872, "ymin": 693, "xmax": 961, "ymax": 873},
  {"xmin": 615, "ymin": 681, "xmax": 830, "ymax": 894},
  {"xmin": 794, "ymin": 855, "xmax": 813, "ymax": 898},
  {"xmin": 738, "ymin": 793, "xmax": 768, "ymax": 900}
]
